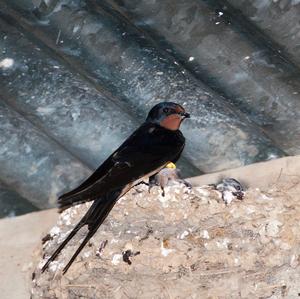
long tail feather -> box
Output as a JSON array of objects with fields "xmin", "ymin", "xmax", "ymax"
[
  {"xmin": 42, "ymin": 190, "xmax": 121, "ymax": 274},
  {"xmin": 41, "ymin": 220, "xmax": 85, "ymax": 273},
  {"xmin": 62, "ymin": 199, "xmax": 117, "ymax": 274},
  {"xmin": 62, "ymin": 229, "xmax": 95, "ymax": 275}
]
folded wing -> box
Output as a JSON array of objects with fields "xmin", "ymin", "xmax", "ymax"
[{"xmin": 58, "ymin": 123, "xmax": 184, "ymax": 209}]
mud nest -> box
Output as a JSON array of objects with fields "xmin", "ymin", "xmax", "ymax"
[{"xmin": 32, "ymin": 181, "xmax": 300, "ymax": 298}]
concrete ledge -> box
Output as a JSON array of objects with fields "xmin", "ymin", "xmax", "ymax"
[
  {"xmin": 187, "ymin": 155, "xmax": 300, "ymax": 190},
  {"xmin": 0, "ymin": 209, "xmax": 57, "ymax": 299}
]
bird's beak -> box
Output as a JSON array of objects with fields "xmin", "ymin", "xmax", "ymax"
[{"xmin": 181, "ymin": 112, "xmax": 190, "ymax": 119}]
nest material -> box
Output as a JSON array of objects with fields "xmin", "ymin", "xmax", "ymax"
[{"xmin": 32, "ymin": 181, "xmax": 300, "ymax": 298}]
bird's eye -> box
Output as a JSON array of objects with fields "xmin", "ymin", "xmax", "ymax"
[{"xmin": 163, "ymin": 108, "xmax": 169, "ymax": 114}]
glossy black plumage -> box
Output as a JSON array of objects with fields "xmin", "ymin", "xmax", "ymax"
[
  {"xmin": 58, "ymin": 122, "xmax": 185, "ymax": 209},
  {"xmin": 42, "ymin": 102, "xmax": 188, "ymax": 274}
]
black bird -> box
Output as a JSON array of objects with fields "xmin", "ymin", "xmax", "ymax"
[{"xmin": 42, "ymin": 102, "xmax": 190, "ymax": 274}]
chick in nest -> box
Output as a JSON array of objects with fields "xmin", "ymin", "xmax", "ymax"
[
  {"xmin": 215, "ymin": 178, "xmax": 245, "ymax": 205},
  {"xmin": 149, "ymin": 162, "xmax": 192, "ymax": 196}
]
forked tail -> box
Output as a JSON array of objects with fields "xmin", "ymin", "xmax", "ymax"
[{"xmin": 42, "ymin": 190, "xmax": 121, "ymax": 274}]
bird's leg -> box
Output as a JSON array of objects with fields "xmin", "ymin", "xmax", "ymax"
[
  {"xmin": 161, "ymin": 186, "xmax": 165, "ymax": 197},
  {"xmin": 148, "ymin": 174, "xmax": 158, "ymax": 193}
]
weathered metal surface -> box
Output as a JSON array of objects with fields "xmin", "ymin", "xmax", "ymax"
[
  {"xmin": 0, "ymin": 181, "xmax": 38, "ymax": 217},
  {"xmin": 0, "ymin": 100, "xmax": 91, "ymax": 208},
  {"xmin": 226, "ymin": 0, "xmax": 300, "ymax": 68},
  {"xmin": 0, "ymin": 17, "xmax": 137, "ymax": 169},
  {"xmin": 0, "ymin": 17, "xmax": 200, "ymax": 179},
  {"xmin": 0, "ymin": 0, "xmax": 285, "ymax": 173},
  {"xmin": 105, "ymin": 0, "xmax": 300, "ymax": 155}
]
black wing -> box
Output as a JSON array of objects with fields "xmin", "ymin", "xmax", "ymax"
[{"xmin": 58, "ymin": 123, "xmax": 185, "ymax": 208}]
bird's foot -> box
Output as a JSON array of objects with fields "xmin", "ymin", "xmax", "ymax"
[{"xmin": 161, "ymin": 186, "xmax": 165, "ymax": 197}]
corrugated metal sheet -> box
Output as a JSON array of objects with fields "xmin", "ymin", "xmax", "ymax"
[{"xmin": 0, "ymin": 0, "xmax": 299, "ymax": 215}]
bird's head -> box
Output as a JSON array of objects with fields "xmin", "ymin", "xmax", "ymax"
[{"xmin": 146, "ymin": 102, "xmax": 190, "ymax": 131}]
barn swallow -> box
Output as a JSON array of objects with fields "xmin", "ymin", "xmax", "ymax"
[{"xmin": 42, "ymin": 102, "xmax": 190, "ymax": 274}]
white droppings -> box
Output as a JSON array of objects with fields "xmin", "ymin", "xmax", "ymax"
[
  {"xmin": 37, "ymin": 107, "xmax": 56, "ymax": 115},
  {"xmin": 193, "ymin": 187, "xmax": 210, "ymax": 197},
  {"xmin": 57, "ymin": 230, "xmax": 72, "ymax": 244},
  {"xmin": 218, "ymin": 11, "xmax": 224, "ymax": 16},
  {"xmin": 215, "ymin": 22, "xmax": 220, "ymax": 25},
  {"xmin": 180, "ymin": 230, "xmax": 189, "ymax": 239},
  {"xmin": 234, "ymin": 258, "xmax": 240, "ymax": 265},
  {"xmin": 161, "ymin": 242, "xmax": 174, "ymax": 257},
  {"xmin": 267, "ymin": 153, "xmax": 279, "ymax": 160},
  {"xmin": 0, "ymin": 58, "xmax": 14, "ymax": 69},
  {"xmin": 73, "ymin": 25, "xmax": 80, "ymax": 34},
  {"xmin": 24, "ymin": 144, "xmax": 32, "ymax": 154},
  {"xmin": 188, "ymin": 56, "xmax": 195, "ymax": 62},
  {"xmin": 71, "ymin": 111, "xmax": 81, "ymax": 121},
  {"xmin": 290, "ymin": 254, "xmax": 299, "ymax": 268},
  {"xmin": 61, "ymin": 213, "xmax": 72, "ymax": 226},
  {"xmin": 49, "ymin": 261, "xmax": 64, "ymax": 272},
  {"xmin": 50, "ymin": 226, "xmax": 60, "ymax": 236},
  {"xmin": 83, "ymin": 251, "xmax": 92, "ymax": 258},
  {"xmin": 111, "ymin": 254, "xmax": 122, "ymax": 265},
  {"xmin": 244, "ymin": 56, "xmax": 250, "ymax": 60},
  {"xmin": 156, "ymin": 71, "xmax": 163, "ymax": 75},
  {"xmin": 216, "ymin": 238, "xmax": 230, "ymax": 249},
  {"xmin": 200, "ymin": 230, "xmax": 210, "ymax": 239}
]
